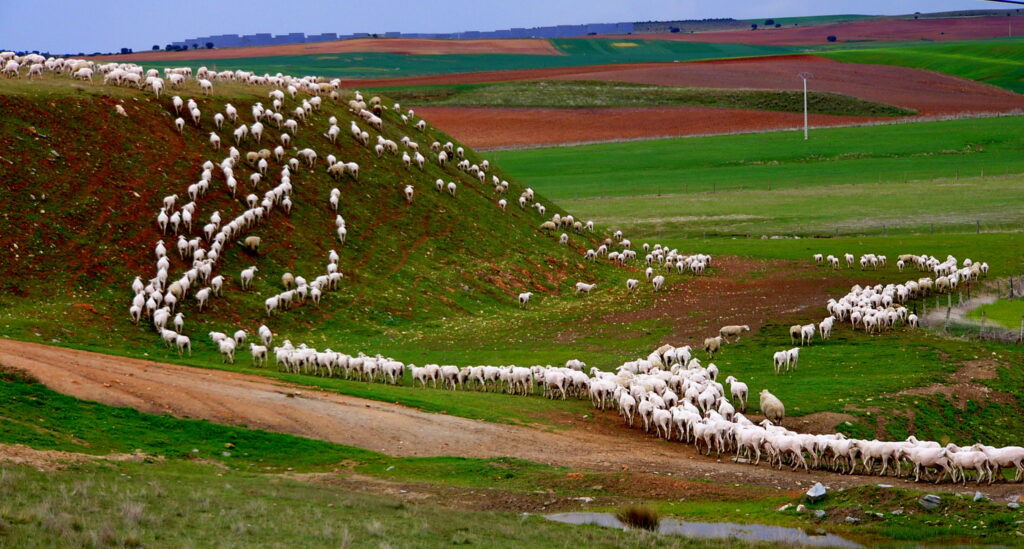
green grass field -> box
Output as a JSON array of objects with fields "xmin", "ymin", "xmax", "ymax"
[
  {"xmin": 134, "ymin": 39, "xmax": 798, "ymax": 80},
  {"xmin": 966, "ymin": 298, "xmax": 1024, "ymax": 329},
  {"xmin": 490, "ymin": 115, "xmax": 1024, "ymax": 200},
  {"xmin": 821, "ymin": 38, "xmax": 1024, "ymax": 93},
  {"xmin": 371, "ymin": 80, "xmax": 914, "ymax": 116}
]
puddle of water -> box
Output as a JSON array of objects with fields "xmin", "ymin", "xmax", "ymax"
[{"xmin": 545, "ymin": 512, "xmax": 861, "ymax": 548}]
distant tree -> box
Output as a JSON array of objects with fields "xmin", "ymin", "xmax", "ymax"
[
  {"xmin": 165, "ymin": 44, "xmax": 174, "ymax": 51},
  {"xmin": 191, "ymin": 43, "xmax": 198, "ymax": 49},
  {"xmin": 205, "ymin": 42, "xmax": 214, "ymax": 49},
  {"xmin": 827, "ymin": 35, "xmax": 837, "ymax": 42},
  {"xmin": 152, "ymin": 45, "xmax": 160, "ymax": 51},
  {"xmin": 750, "ymin": 23, "xmax": 758, "ymax": 30},
  {"xmin": 120, "ymin": 47, "xmax": 132, "ymax": 54},
  {"xmin": 764, "ymin": 19, "xmax": 775, "ymax": 26},
  {"xmin": 775, "ymin": 24, "xmax": 781, "ymax": 28}
]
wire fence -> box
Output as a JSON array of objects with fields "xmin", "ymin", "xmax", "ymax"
[{"xmin": 918, "ymin": 276, "xmax": 1024, "ymax": 344}]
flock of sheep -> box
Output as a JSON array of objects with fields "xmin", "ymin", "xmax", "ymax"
[{"xmin": 14, "ymin": 53, "xmax": 1020, "ymax": 487}]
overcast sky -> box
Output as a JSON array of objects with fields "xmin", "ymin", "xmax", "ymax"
[{"xmin": 0, "ymin": 0, "xmax": 1002, "ymax": 53}]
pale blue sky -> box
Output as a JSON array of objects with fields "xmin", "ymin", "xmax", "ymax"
[{"xmin": 0, "ymin": 0, "xmax": 1003, "ymax": 53}]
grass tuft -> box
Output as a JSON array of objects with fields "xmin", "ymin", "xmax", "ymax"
[{"xmin": 616, "ymin": 504, "xmax": 660, "ymax": 531}]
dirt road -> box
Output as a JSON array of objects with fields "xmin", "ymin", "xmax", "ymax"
[{"xmin": 0, "ymin": 339, "xmax": 1015, "ymax": 496}]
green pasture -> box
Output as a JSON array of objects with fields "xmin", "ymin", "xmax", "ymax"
[
  {"xmin": 134, "ymin": 39, "xmax": 797, "ymax": 80},
  {"xmin": 966, "ymin": 298, "xmax": 1024, "ymax": 329},
  {"xmin": 821, "ymin": 38, "xmax": 1024, "ymax": 93},
  {"xmin": 371, "ymin": 80, "xmax": 913, "ymax": 116},
  {"xmin": 489, "ymin": 115, "xmax": 1024, "ymax": 201}
]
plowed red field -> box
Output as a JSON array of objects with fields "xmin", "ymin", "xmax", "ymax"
[
  {"xmin": 603, "ymin": 15, "xmax": 1021, "ymax": 45},
  {"xmin": 103, "ymin": 38, "xmax": 562, "ymax": 62},
  {"xmin": 400, "ymin": 55, "xmax": 1024, "ymax": 149},
  {"xmin": 414, "ymin": 106, "xmax": 888, "ymax": 149}
]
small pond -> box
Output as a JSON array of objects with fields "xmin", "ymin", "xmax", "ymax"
[{"xmin": 545, "ymin": 512, "xmax": 861, "ymax": 548}]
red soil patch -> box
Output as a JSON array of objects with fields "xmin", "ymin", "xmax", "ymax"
[
  {"xmin": 550, "ymin": 55, "xmax": 1024, "ymax": 117},
  {"xmin": 601, "ymin": 16, "xmax": 1023, "ymax": 46},
  {"xmin": 101, "ymin": 38, "xmax": 562, "ymax": 62},
  {"xmin": 382, "ymin": 55, "xmax": 1024, "ymax": 149},
  {"xmin": 414, "ymin": 105, "xmax": 887, "ymax": 150}
]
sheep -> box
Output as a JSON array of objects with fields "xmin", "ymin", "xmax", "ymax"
[
  {"xmin": 240, "ymin": 266, "xmax": 258, "ymax": 290},
  {"xmin": 498, "ymin": 198, "xmax": 507, "ymax": 211},
  {"xmin": 574, "ymin": 282, "xmax": 596, "ymax": 296},
  {"xmin": 626, "ymin": 279, "xmax": 639, "ymax": 292},
  {"xmin": 209, "ymin": 132, "xmax": 221, "ymax": 150},
  {"xmin": 652, "ymin": 275, "xmax": 665, "ymax": 292},
  {"xmin": 258, "ymin": 325, "xmax": 273, "ymax": 346},
  {"xmin": 281, "ymin": 272, "xmax": 295, "ymax": 290},
  {"xmin": 559, "ymin": 233, "xmax": 569, "ymax": 245},
  {"xmin": 218, "ymin": 338, "xmax": 236, "ymax": 363},
  {"xmin": 175, "ymin": 335, "xmax": 192, "ymax": 356},
  {"xmin": 447, "ymin": 181, "xmax": 457, "ymax": 196},
  {"xmin": 786, "ymin": 347, "xmax": 800, "ymax": 371},
  {"xmin": 518, "ymin": 292, "xmax": 533, "ymax": 309},
  {"xmin": 540, "ymin": 221, "xmax": 557, "ymax": 233},
  {"xmin": 759, "ymin": 390, "xmax": 785, "ymax": 424},
  {"xmin": 175, "ymin": 117, "xmax": 185, "ymax": 133},
  {"xmin": 243, "ymin": 236, "xmax": 261, "ymax": 253},
  {"xmin": 772, "ymin": 351, "xmax": 788, "ymax": 375},
  {"xmin": 703, "ymin": 336, "xmax": 722, "ymax": 358},
  {"xmin": 800, "ymin": 324, "xmax": 815, "ymax": 346},
  {"xmin": 250, "ymin": 344, "xmax": 268, "ymax": 366},
  {"xmin": 233, "ymin": 330, "xmax": 247, "ymax": 346},
  {"xmin": 789, "ymin": 324, "xmax": 802, "ymax": 345},
  {"xmin": 195, "ymin": 288, "xmax": 212, "ymax": 311},
  {"xmin": 725, "ymin": 376, "xmax": 748, "ymax": 412},
  {"xmin": 908, "ymin": 313, "xmax": 919, "ymax": 328},
  {"xmin": 404, "ymin": 185, "xmax": 414, "ymax": 204},
  {"xmin": 719, "ymin": 325, "xmax": 750, "ymax": 342}
]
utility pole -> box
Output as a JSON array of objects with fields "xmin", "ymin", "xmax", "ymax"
[{"xmin": 798, "ymin": 72, "xmax": 813, "ymax": 140}]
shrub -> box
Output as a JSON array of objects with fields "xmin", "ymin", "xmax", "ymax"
[{"xmin": 827, "ymin": 35, "xmax": 838, "ymax": 42}]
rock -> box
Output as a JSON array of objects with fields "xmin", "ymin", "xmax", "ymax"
[
  {"xmin": 974, "ymin": 492, "xmax": 988, "ymax": 502},
  {"xmin": 844, "ymin": 516, "xmax": 860, "ymax": 524},
  {"xmin": 814, "ymin": 510, "xmax": 827, "ymax": 519},
  {"xmin": 920, "ymin": 494, "xmax": 942, "ymax": 511},
  {"xmin": 873, "ymin": 512, "xmax": 884, "ymax": 518},
  {"xmin": 877, "ymin": 484, "xmax": 893, "ymax": 488},
  {"xmin": 796, "ymin": 504, "xmax": 807, "ymax": 513},
  {"xmin": 777, "ymin": 504, "xmax": 793, "ymax": 512},
  {"xmin": 891, "ymin": 509, "xmax": 904, "ymax": 516},
  {"xmin": 1010, "ymin": 503, "xmax": 1021, "ymax": 510},
  {"xmin": 806, "ymin": 482, "xmax": 827, "ymax": 503}
]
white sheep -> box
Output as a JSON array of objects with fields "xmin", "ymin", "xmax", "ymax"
[
  {"xmin": 652, "ymin": 275, "xmax": 665, "ymax": 292},
  {"xmin": 240, "ymin": 266, "xmax": 258, "ymax": 290},
  {"xmin": 518, "ymin": 292, "xmax": 532, "ymax": 308},
  {"xmin": 404, "ymin": 185, "xmax": 414, "ymax": 204},
  {"xmin": 574, "ymin": 282, "xmax": 596, "ymax": 296},
  {"xmin": 759, "ymin": 390, "xmax": 785, "ymax": 424},
  {"xmin": 703, "ymin": 336, "xmax": 722, "ymax": 358},
  {"xmin": 218, "ymin": 338, "xmax": 236, "ymax": 363},
  {"xmin": 719, "ymin": 325, "xmax": 750, "ymax": 342},
  {"xmin": 626, "ymin": 279, "xmax": 639, "ymax": 292}
]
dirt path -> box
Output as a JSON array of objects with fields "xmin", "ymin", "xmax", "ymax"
[{"xmin": 3, "ymin": 338, "xmax": 1019, "ymax": 497}]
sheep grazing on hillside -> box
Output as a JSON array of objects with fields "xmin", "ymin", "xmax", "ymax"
[
  {"xmin": 574, "ymin": 282, "xmax": 596, "ymax": 296},
  {"xmin": 652, "ymin": 275, "xmax": 665, "ymax": 292},
  {"xmin": 719, "ymin": 324, "xmax": 750, "ymax": 342},
  {"xmin": 759, "ymin": 390, "xmax": 786, "ymax": 424},
  {"xmin": 518, "ymin": 292, "xmax": 532, "ymax": 309},
  {"xmin": 626, "ymin": 279, "xmax": 639, "ymax": 293},
  {"xmin": 404, "ymin": 185, "xmax": 414, "ymax": 204}
]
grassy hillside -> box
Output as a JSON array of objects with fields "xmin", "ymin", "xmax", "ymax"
[
  {"xmin": 371, "ymin": 80, "xmax": 914, "ymax": 116},
  {"xmin": 821, "ymin": 39, "xmax": 1024, "ymax": 93},
  {"xmin": 132, "ymin": 40, "xmax": 797, "ymax": 80},
  {"xmin": 0, "ymin": 75, "xmax": 633, "ymax": 365}
]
